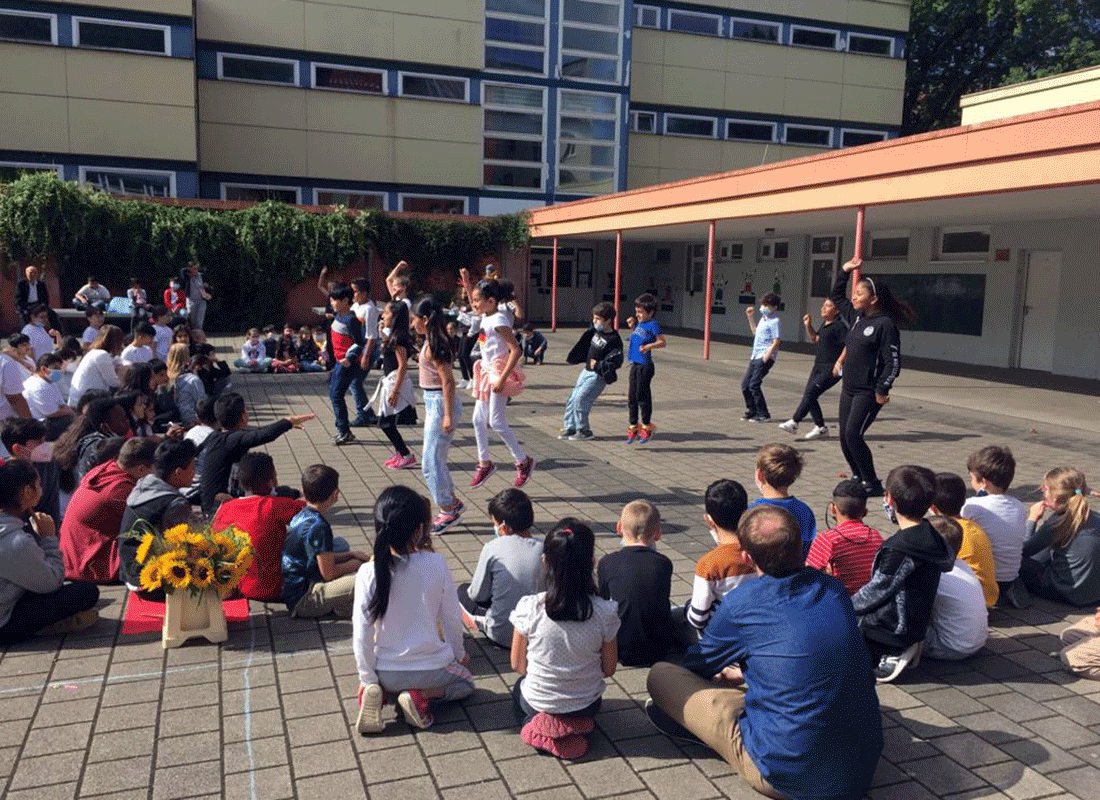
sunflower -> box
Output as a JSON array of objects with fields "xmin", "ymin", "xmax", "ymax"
[
  {"xmin": 134, "ymin": 533, "xmax": 155, "ymax": 565},
  {"xmin": 138, "ymin": 559, "xmax": 163, "ymax": 592},
  {"xmin": 212, "ymin": 532, "xmax": 235, "ymax": 553},
  {"xmin": 184, "ymin": 531, "xmax": 207, "ymax": 548},
  {"xmin": 160, "ymin": 556, "xmax": 191, "ymax": 590},
  {"xmin": 234, "ymin": 547, "xmax": 253, "ymax": 571},
  {"xmin": 190, "ymin": 558, "xmax": 215, "ymax": 589},
  {"xmin": 163, "ymin": 525, "xmax": 189, "ymax": 547}
]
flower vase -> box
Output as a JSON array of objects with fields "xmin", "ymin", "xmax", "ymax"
[{"xmin": 162, "ymin": 589, "xmax": 228, "ymax": 649}]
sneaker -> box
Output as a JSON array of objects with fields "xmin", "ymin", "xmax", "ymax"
[
  {"xmin": 999, "ymin": 577, "xmax": 1032, "ymax": 609},
  {"xmin": 862, "ymin": 480, "xmax": 885, "ymax": 498},
  {"xmin": 525, "ymin": 711, "xmax": 596, "ymax": 738},
  {"xmin": 874, "ymin": 641, "xmax": 923, "ymax": 684},
  {"xmin": 397, "ymin": 689, "xmax": 434, "ymax": 729},
  {"xmin": 644, "ymin": 699, "xmax": 702, "ymax": 744},
  {"xmin": 751, "ymin": 415, "xmax": 771, "ymax": 423},
  {"xmin": 334, "ymin": 431, "xmax": 356, "ymax": 446},
  {"xmin": 37, "ymin": 609, "xmax": 98, "ymax": 637},
  {"xmin": 778, "ymin": 419, "xmax": 798, "ymax": 434},
  {"xmin": 637, "ymin": 425, "xmax": 653, "ymax": 444},
  {"xmin": 389, "ymin": 453, "xmax": 417, "ymax": 470},
  {"xmin": 384, "ymin": 453, "xmax": 400, "ymax": 468},
  {"xmin": 626, "ymin": 427, "xmax": 638, "ymax": 444},
  {"xmin": 520, "ymin": 725, "xmax": 589, "ymax": 759},
  {"xmin": 558, "ymin": 428, "xmax": 576, "ymax": 440},
  {"xmin": 431, "ymin": 501, "xmax": 465, "ymax": 534},
  {"xmin": 569, "ymin": 430, "xmax": 594, "ymax": 441},
  {"xmin": 470, "ymin": 462, "xmax": 496, "ymax": 488},
  {"xmin": 804, "ymin": 425, "xmax": 829, "ymax": 440},
  {"xmin": 741, "ymin": 410, "xmax": 756, "ymax": 421},
  {"xmin": 514, "ymin": 456, "xmax": 535, "ymax": 488},
  {"xmin": 356, "ymin": 683, "xmax": 385, "ymax": 734}
]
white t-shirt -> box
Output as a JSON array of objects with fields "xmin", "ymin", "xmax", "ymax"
[
  {"xmin": 352, "ymin": 301, "xmax": 379, "ymax": 341},
  {"xmin": 81, "ymin": 326, "xmax": 100, "ymax": 347},
  {"xmin": 22, "ymin": 374, "xmax": 63, "ymax": 419},
  {"xmin": 962, "ymin": 494, "xmax": 1027, "ymax": 583},
  {"xmin": 153, "ymin": 324, "xmax": 172, "ymax": 361},
  {"xmin": 509, "ymin": 592, "xmax": 620, "ymax": 714},
  {"xmin": 924, "ymin": 560, "xmax": 988, "ymax": 660},
  {"xmin": 120, "ymin": 344, "xmax": 152, "ymax": 365},
  {"xmin": 22, "ymin": 324, "xmax": 54, "ymax": 361},
  {"xmin": 479, "ymin": 311, "xmax": 513, "ymax": 366},
  {"xmin": 76, "ymin": 283, "xmax": 110, "ymax": 303},
  {"xmin": 0, "ymin": 354, "xmax": 26, "ymax": 420},
  {"xmin": 68, "ymin": 349, "xmax": 120, "ymax": 407}
]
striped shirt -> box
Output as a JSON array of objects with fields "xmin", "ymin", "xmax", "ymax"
[
  {"xmin": 328, "ymin": 312, "xmax": 363, "ymax": 363},
  {"xmin": 687, "ymin": 542, "xmax": 757, "ymax": 630},
  {"xmin": 805, "ymin": 520, "xmax": 884, "ymax": 596}
]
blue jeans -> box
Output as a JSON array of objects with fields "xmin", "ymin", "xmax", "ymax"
[
  {"xmin": 330, "ymin": 361, "xmax": 363, "ymax": 435},
  {"xmin": 562, "ymin": 369, "xmax": 606, "ymax": 433},
  {"xmin": 300, "ymin": 361, "xmax": 325, "ymax": 373},
  {"xmin": 741, "ymin": 358, "xmax": 773, "ymax": 417},
  {"xmin": 234, "ymin": 357, "xmax": 272, "ymax": 373},
  {"xmin": 352, "ymin": 367, "xmax": 369, "ymax": 418},
  {"xmin": 422, "ymin": 390, "xmax": 461, "ymax": 508}
]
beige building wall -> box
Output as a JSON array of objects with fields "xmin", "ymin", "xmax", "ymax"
[
  {"xmin": 73, "ymin": 0, "xmax": 192, "ymax": 15},
  {"xmin": 0, "ymin": 43, "xmax": 196, "ymax": 161},
  {"xmin": 960, "ymin": 65, "xmax": 1100, "ymax": 125},
  {"xmin": 695, "ymin": 0, "xmax": 909, "ymax": 30},
  {"xmin": 626, "ymin": 133, "xmax": 822, "ymax": 189},
  {"xmin": 198, "ymin": 80, "xmax": 480, "ymax": 185}
]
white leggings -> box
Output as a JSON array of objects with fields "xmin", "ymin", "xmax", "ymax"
[{"xmin": 472, "ymin": 392, "xmax": 525, "ymax": 464}]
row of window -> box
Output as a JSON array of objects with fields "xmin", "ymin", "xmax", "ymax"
[
  {"xmin": 0, "ymin": 8, "xmax": 176, "ymax": 55},
  {"xmin": 630, "ymin": 110, "xmax": 889, "ymax": 149},
  {"xmin": 634, "ymin": 5, "xmax": 902, "ymax": 58}
]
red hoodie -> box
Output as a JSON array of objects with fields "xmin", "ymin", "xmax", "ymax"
[
  {"xmin": 60, "ymin": 460, "xmax": 137, "ymax": 583},
  {"xmin": 213, "ymin": 495, "xmax": 305, "ymax": 601}
]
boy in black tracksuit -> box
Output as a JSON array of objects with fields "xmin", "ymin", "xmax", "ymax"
[
  {"xmin": 560, "ymin": 302, "xmax": 623, "ymax": 441},
  {"xmin": 852, "ymin": 465, "xmax": 954, "ymax": 682}
]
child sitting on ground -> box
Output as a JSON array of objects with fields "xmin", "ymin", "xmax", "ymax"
[
  {"xmin": 684, "ymin": 479, "xmax": 753, "ymax": 636},
  {"xmin": 923, "ymin": 516, "xmax": 989, "ymax": 661},
  {"xmin": 522, "ymin": 323, "xmax": 547, "ymax": 365},
  {"xmin": 962, "ymin": 445, "xmax": 1029, "ymax": 607},
  {"xmin": 261, "ymin": 325, "xmax": 279, "ymax": 359},
  {"xmin": 1021, "ymin": 468, "xmax": 1100, "ymax": 607},
  {"xmin": 120, "ymin": 323, "xmax": 156, "ymax": 366},
  {"xmin": 271, "ymin": 324, "xmax": 300, "ymax": 374},
  {"xmin": 931, "ymin": 472, "xmax": 999, "ymax": 607},
  {"xmin": 510, "ymin": 519, "xmax": 619, "ymax": 759},
  {"xmin": 296, "ymin": 326, "xmax": 324, "ymax": 372},
  {"xmin": 598, "ymin": 500, "xmax": 673, "ymax": 667},
  {"xmin": 852, "ymin": 465, "xmax": 955, "ymax": 683},
  {"xmin": 235, "ymin": 329, "xmax": 272, "ymax": 373},
  {"xmin": 1058, "ymin": 607, "xmax": 1100, "ymax": 680},
  {"xmin": 806, "ymin": 479, "xmax": 883, "ymax": 596},
  {"xmin": 748, "ymin": 443, "xmax": 816, "ymax": 557},
  {"xmin": 81, "ymin": 308, "xmax": 104, "ymax": 351},
  {"xmin": 127, "ymin": 277, "xmax": 148, "ymax": 325},
  {"xmin": 458, "ymin": 488, "xmax": 542, "ymax": 648},
  {"xmin": 353, "ymin": 485, "xmax": 472, "ymax": 733}
]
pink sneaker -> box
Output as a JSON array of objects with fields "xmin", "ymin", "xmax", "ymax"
[
  {"xmin": 470, "ymin": 462, "xmax": 496, "ymax": 488},
  {"xmin": 398, "ymin": 689, "xmax": 433, "ymax": 729},
  {"xmin": 384, "ymin": 453, "xmax": 400, "ymax": 468},
  {"xmin": 514, "ymin": 457, "xmax": 534, "ymax": 488},
  {"xmin": 388, "ymin": 453, "xmax": 417, "ymax": 470}
]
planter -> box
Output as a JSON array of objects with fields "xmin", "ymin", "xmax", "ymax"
[{"xmin": 162, "ymin": 590, "xmax": 228, "ymax": 649}]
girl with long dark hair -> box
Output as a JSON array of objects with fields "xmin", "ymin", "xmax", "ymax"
[
  {"xmin": 352, "ymin": 485, "xmax": 472, "ymax": 734},
  {"xmin": 831, "ymin": 261, "xmax": 915, "ymax": 496},
  {"xmin": 369, "ymin": 301, "xmax": 418, "ymax": 469}
]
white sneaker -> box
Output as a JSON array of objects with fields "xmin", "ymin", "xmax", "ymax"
[
  {"xmin": 356, "ymin": 683, "xmax": 385, "ymax": 734},
  {"xmin": 804, "ymin": 425, "xmax": 828, "ymax": 440},
  {"xmin": 778, "ymin": 419, "xmax": 798, "ymax": 434}
]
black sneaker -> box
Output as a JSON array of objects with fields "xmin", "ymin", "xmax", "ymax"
[
  {"xmin": 751, "ymin": 415, "xmax": 771, "ymax": 422},
  {"xmin": 862, "ymin": 480, "xmax": 885, "ymax": 497},
  {"xmin": 334, "ymin": 431, "xmax": 356, "ymax": 446},
  {"xmin": 644, "ymin": 699, "xmax": 702, "ymax": 744},
  {"xmin": 569, "ymin": 430, "xmax": 595, "ymax": 441},
  {"xmin": 558, "ymin": 428, "xmax": 576, "ymax": 440},
  {"xmin": 741, "ymin": 411, "xmax": 756, "ymax": 421},
  {"xmin": 874, "ymin": 641, "xmax": 922, "ymax": 683}
]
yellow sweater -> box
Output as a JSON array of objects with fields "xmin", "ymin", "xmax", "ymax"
[{"xmin": 956, "ymin": 517, "xmax": 1000, "ymax": 607}]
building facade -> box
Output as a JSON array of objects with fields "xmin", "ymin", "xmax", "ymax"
[{"xmin": 0, "ymin": 0, "xmax": 909, "ymax": 213}]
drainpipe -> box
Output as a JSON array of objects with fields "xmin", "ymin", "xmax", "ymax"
[{"xmin": 704, "ymin": 220, "xmax": 716, "ymax": 360}]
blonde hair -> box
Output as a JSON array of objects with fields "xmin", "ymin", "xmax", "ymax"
[
  {"xmin": 1043, "ymin": 467, "xmax": 1092, "ymax": 549},
  {"xmin": 166, "ymin": 343, "xmax": 190, "ymax": 382},
  {"xmin": 620, "ymin": 499, "xmax": 660, "ymax": 543},
  {"xmin": 91, "ymin": 324, "xmax": 126, "ymax": 356}
]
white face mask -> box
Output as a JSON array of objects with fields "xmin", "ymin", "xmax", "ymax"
[
  {"xmin": 710, "ymin": 529, "xmax": 720, "ymax": 546},
  {"xmin": 759, "ymin": 305, "xmax": 771, "ymax": 315}
]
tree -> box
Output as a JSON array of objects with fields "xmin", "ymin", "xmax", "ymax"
[{"xmin": 904, "ymin": 0, "xmax": 1100, "ymax": 134}]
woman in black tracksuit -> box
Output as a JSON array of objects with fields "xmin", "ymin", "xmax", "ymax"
[{"xmin": 831, "ymin": 260, "xmax": 914, "ymax": 497}]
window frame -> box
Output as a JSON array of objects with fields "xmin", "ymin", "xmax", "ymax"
[
  {"xmin": 398, "ymin": 193, "xmax": 469, "ymax": 215},
  {"xmin": 729, "ymin": 16, "xmax": 780, "ymax": 44},
  {"xmin": 0, "ymin": 9, "xmax": 58, "ymax": 45},
  {"xmin": 718, "ymin": 241, "xmax": 744, "ymax": 262},
  {"xmin": 314, "ymin": 188, "xmax": 386, "ymax": 210},
  {"xmin": 938, "ymin": 225, "xmax": 992, "ymax": 260},
  {"xmin": 0, "ymin": 161, "xmax": 63, "ymax": 180},
  {"xmin": 631, "ymin": 111, "xmax": 656, "ymax": 133},
  {"xmin": 664, "ymin": 113, "xmax": 717, "ymax": 139},
  {"xmin": 841, "ymin": 128, "xmax": 888, "ymax": 148},
  {"xmin": 556, "ymin": 87, "xmax": 620, "ymax": 195},
  {"xmin": 72, "ymin": 15, "xmax": 171, "ymax": 56},
  {"xmin": 846, "ymin": 32, "xmax": 894, "ymax": 57},
  {"xmin": 783, "ymin": 123, "xmax": 833, "ymax": 148},
  {"xmin": 686, "ymin": 243, "xmax": 706, "ymax": 293},
  {"xmin": 789, "ymin": 24, "xmax": 840, "ymax": 51},
  {"xmin": 217, "ymin": 52, "xmax": 299, "ymax": 86},
  {"xmin": 221, "ymin": 183, "xmax": 302, "ymax": 204},
  {"xmin": 867, "ymin": 229, "xmax": 910, "ymax": 261},
  {"xmin": 667, "ymin": 9, "xmax": 722, "ymax": 37},
  {"xmin": 558, "ymin": 0, "xmax": 623, "ymax": 84},
  {"xmin": 726, "ymin": 118, "xmax": 776, "ymax": 143},
  {"xmin": 397, "ymin": 71, "xmax": 470, "ymax": 103},
  {"xmin": 79, "ymin": 166, "xmax": 177, "ymax": 198},
  {"xmin": 484, "ymin": 3, "xmax": 550, "ymax": 76},
  {"xmin": 634, "ymin": 4, "xmax": 660, "ymax": 28},
  {"xmin": 310, "ymin": 62, "xmax": 387, "ymax": 95},
  {"xmin": 758, "ymin": 237, "xmax": 790, "ymax": 262},
  {"xmin": 482, "ymin": 81, "xmax": 547, "ymax": 193}
]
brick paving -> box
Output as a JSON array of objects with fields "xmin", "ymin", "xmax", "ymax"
[{"xmin": 2, "ymin": 328, "xmax": 1100, "ymax": 800}]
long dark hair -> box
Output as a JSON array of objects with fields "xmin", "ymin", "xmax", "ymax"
[
  {"xmin": 121, "ymin": 363, "xmax": 154, "ymax": 394},
  {"xmin": 368, "ymin": 485, "xmax": 431, "ymax": 623},
  {"xmin": 859, "ymin": 275, "xmax": 916, "ymax": 326},
  {"xmin": 382, "ymin": 300, "xmax": 411, "ymax": 352},
  {"xmin": 542, "ymin": 518, "xmax": 597, "ymax": 622},
  {"xmin": 412, "ymin": 295, "xmax": 453, "ymax": 364},
  {"xmin": 476, "ymin": 278, "xmax": 515, "ymax": 305}
]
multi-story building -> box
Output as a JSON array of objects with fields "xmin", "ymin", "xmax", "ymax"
[{"xmin": 0, "ymin": 0, "xmax": 909, "ymax": 213}]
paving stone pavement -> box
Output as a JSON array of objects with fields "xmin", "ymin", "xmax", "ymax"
[{"xmin": 2, "ymin": 328, "xmax": 1100, "ymax": 800}]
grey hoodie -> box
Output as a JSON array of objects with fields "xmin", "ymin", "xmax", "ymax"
[
  {"xmin": 118, "ymin": 475, "xmax": 192, "ymax": 589},
  {"xmin": 0, "ymin": 511, "xmax": 64, "ymax": 627}
]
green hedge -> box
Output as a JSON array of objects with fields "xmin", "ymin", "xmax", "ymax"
[{"xmin": 0, "ymin": 172, "xmax": 529, "ymax": 328}]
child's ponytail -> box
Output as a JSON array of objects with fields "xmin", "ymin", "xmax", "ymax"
[
  {"xmin": 368, "ymin": 485, "xmax": 430, "ymax": 623},
  {"xmin": 476, "ymin": 278, "xmax": 515, "ymax": 304},
  {"xmin": 542, "ymin": 517, "xmax": 597, "ymax": 622},
  {"xmin": 412, "ymin": 295, "xmax": 453, "ymax": 364},
  {"xmin": 1044, "ymin": 467, "xmax": 1092, "ymax": 549}
]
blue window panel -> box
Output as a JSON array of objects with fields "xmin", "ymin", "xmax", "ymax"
[
  {"xmin": 486, "ymin": 0, "xmax": 546, "ymax": 15},
  {"xmin": 170, "ymin": 24, "xmax": 193, "ymax": 58},
  {"xmin": 485, "ymin": 45, "xmax": 544, "ymax": 73},
  {"xmin": 559, "ymin": 116, "xmax": 616, "ymax": 141},
  {"xmin": 562, "ymin": 26, "xmax": 619, "ymax": 55},
  {"xmin": 485, "ymin": 17, "xmax": 545, "ymax": 46},
  {"xmin": 560, "ymin": 54, "xmax": 617, "ymax": 81}
]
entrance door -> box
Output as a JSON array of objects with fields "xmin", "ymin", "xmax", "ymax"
[
  {"xmin": 529, "ymin": 247, "xmax": 588, "ymax": 322},
  {"xmin": 807, "ymin": 235, "xmax": 843, "ymax": 336},
  {"xmin": 1019, "ymin": 250, "xmax": 1062, "ymax": 371}
]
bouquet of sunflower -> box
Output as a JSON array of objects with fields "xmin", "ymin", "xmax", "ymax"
[{"xmin": 132, "ymin": 521, "xmax": 253, "ymax": 598}]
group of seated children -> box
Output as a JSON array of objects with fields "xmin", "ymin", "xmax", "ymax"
[{"xmin": 235, "ymin": 326, "xmax": 327, "ymax": 374}]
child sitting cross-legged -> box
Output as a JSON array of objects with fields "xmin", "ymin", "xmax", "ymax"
[
  {"xmin": 962, "ymin": 445, "xmax": 1029, "ymax": 607},
  {"xmin": 931, "ymin": 472, "xmax": 999, "ymax": 608},
  {"xmin": 806, "ymin": 479, "xmax": 884, "ymax": 596},
  {"xmin": 923, "ymin": 516, "xmax": 989, "ymax": 661},
  {"xmin": 353, "ymin": 485, "xmax": 473, "ymax": 734},
  {"xmin": 510, "ymin": 519, "xmax": 620, "ymax": 760},
  {"xmin": 235, "ymin": 329, "xmax": 272, "ymax": 373},
  {"xmin": 748, "ymin": 443, "xmax": 817, "ymax": 558},
  {"xmin": 1021, "ymin": 468, "xmax": 1100, "ymax": 607}
]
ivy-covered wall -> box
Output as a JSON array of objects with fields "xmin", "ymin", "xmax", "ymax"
[{"xmin": 0, "ymin": 173, "xmax": 529, "ymax": 330}]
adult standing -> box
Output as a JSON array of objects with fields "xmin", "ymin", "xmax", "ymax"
[
  {"xmin": 646, "ymin": 505, "xmax": 883, "ymax": 800},
  {"xmin": 778, "ymin": 297, "xmax": 849, "ymax": 440},
  {"xmin": 180, "ymin": 262, "xmax": 212, "ymax": 332},
  {"xmin": 831, "ymin": 260, "xmax": 914, "ymax": 497}
]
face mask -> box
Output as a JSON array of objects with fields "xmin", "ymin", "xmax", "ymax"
[
  {"xmin": 709, "ymin": 529, "xmax": 720, "ymax": 546},
  {"xmin": 882, "ymin": 498, "xmax": 898, "ymax": 526},
  {"xmin": 64, "ymin": 361, "xmax": 77, "ymax": 373},
  {"xmin": 759, "ymin": 305, "xmax": 771, "ymax": 315},
  {"xmin": 170, "ymin": 283, "xmax": 179, "ymax": 290},
  {"xmin": 34, "ymin": 319, "xmax": 46, "ymax": 328},
  {"xmin": 47, "ymin": 369, "xmax": 62, "ymax": 383},
  {"xmin": 493, "ymin": 521, "xmax": 504, "ymax": 538}
]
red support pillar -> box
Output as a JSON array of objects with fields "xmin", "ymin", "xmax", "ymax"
[
  {"xmin": 851, "ymin": 205, "xmax": 865, "ymax": 299},
  {"xmin": 614, "ymin": 230, "xmax": 623, "ymax": 329},
  {"xmin": 704, "ymin": 220, "xmax": 716, "ymax": 360},
  {"xmin": 551, "ymin": 237, "xmax": 558, "ymax": 332}
]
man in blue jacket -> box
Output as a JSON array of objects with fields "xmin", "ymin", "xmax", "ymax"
[{"xmin": 646, "ymin": 504, "xmax": 883, "ymax": 800}]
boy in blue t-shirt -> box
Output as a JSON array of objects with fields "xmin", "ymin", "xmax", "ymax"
[
  {"xmin": 742, "ymin": 292, "xmax": 781, "ymax": 421},
  {"xmin": 281, "ymin": 464, "xmax": 368, "ymax": 618},
  {"xmin": 625, "ymin": 293, "xmax": 665, "ymax": 443},
  {"xmin": 749, "ymin": 443, "xmax": 816, "ymax": 558}
]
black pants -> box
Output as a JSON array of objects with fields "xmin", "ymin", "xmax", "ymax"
[
  {"xmin": 458, "ymin": 335, "xmax": 477, "ymax": 381},
  {"xmin": 740, "ymin": 358, "xmax": 773, "ymax": 418},
  {"xmin": 0, "ymin": 582, "xmax": 99, "ymax": 644},
  {"xmin": 628, "ymin": 362, "xmax": 655, "ymax": 426},
  {"xmin": 838, "ymin": 390, "xmax": 883, "ymax": 484},
  {"xmin": 512, "ymin": 676, "xmax": 602, "ymax": 725},
  {"xmin": 380, "ymin": 413, "xmax": 410, "ymax": 456},
  {"xmin": 456, "ymin": 583, "xmax": 491, "ymax": 615},
  {"xmin": 792, "ymin": 365, "xmax": 841, "ymax": 427}
]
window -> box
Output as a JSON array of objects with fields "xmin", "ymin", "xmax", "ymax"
[
  {"xmin": 631, "ymin": 111, "xmax": 655, "ymax": 133},
  {"xmin": 868, "ymin": 230, "xmax": 909, "ymax": 260},
  {"xmin": 0, "ymin": 162, "xmax": 62, "ymax": 182},
  {"xmin": 0, "ymin": 10, "xmax": 56, "ymax": 45},
  {"xmin": 784, "ymin": 124, "xmax": 832, "ymax": 147},
  {"xmin": 557, "ymin": 89, "xmax": 618, "ymax": 194},
  {"xmin": 399, "ymin": 72, "xmax": 469, "ymax": 101},
  {"xmin": 686, "ymin": 244, "xmax": 705, "ymax": 292},
  {"xmin": 73, "ymin": 17, "xmax": 170, "ymax": 55},
  {"xmin": 790, "ymin": 25, "xmax": 838, "ymax": 50},
  {"xmin": 719, "ymin": 241, "xmax": 743, "ymax": 262},
  {"xmin": 315, "ymin": 190, "xmax": 384, "ymax": 210},
  {"xmin": 635, "ymin": 5, "xmax": 659, "ymax": 28},
  {"xmin": 401, "ymin": 195, "xmax": 467, "ymax": 214},
  {"xmin": 841, "ymin": 129, "xmax": 887, "ymax": 148},
  {"xmin": 559, "ymin": 0, "xmax": 622, "ymax": 83},
  {"xmin": 759, "ymin": 238, "xmax": 789, "ymax": 261},
  {"xmin": 665, "ymin": 114, "xmax": 716, "ymax": 138},
  {"xmin": 939, "ymin": 226, "xmax": 991, "ymax": 259},
  {"xmin": 731, "ymin": 18, "xmax": 780, "ymax": 43},
  {"xmin": 312, "ymin": 63, "xmax": 385, "ymax": 94},
  {"xmin": 485, "ymin": 0, "xmax": 547, "ymax": 74},
  {"xmin": 218, "ymin": 53, "xmax": 298, "ymax": 86},
  {"xmin": 847, "ymin": 33, "xmax": 893, "ymax": 57},
  {"xmin": 222, "ymin": 184, "xmax": 301, "ymax": 203},
  {"xmin": 726, "ymin": 119, "xmax": 775, "ymax": 142},
  {"xmin": 80, "ymin": 167, "xmax": 175, "ymax": 197},
  {"xmin": 483, "ymin": 83, "xmax": 545, "ymax": 191},
  {"xmin": 668, "ymin": 10, "xmax": 720, "ymax": 36}
]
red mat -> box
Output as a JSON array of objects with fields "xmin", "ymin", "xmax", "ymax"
[{"xmin": 121, "ymin": 593, "xmax": 251, "ymax": 635}]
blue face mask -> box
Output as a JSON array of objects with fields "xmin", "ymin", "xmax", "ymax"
[
  {"xmin": 47, "ymin": 369, "xmax": 62, "ymax": 383},
  {"xmin": 882, "ymin": 498, "xmax": 898, "ymax": 526}
]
